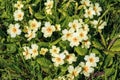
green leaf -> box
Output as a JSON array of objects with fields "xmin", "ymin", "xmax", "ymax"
[
  {"xmin": 44, "ymin": 76, "xmax": 52, "ymax": 80},
  {"xmin": 74, "ymin": 46, "xmax": 88, "ymax": 56},
  {"xmin": 37, "ymin": 57, "xmax": 52, "ymax": 68},
  {"xmin": 104, "ymin": 55, "xmax": 113, "ymax": 68},
  {"xmin": 38, "ymin": 42, "xmax": 49, "ymax": 47},
  {"xmin": 92, "ymin": 39, "xmax": 104, "ymax": 50},
  {"xmin": 105, "ymin": 68, "xmax": 115, "ymax": 77},
  {"xmin": 34, "ymin": 13, "xmax": 45, "ymax": 19},
  {"xmin": 59, "ymin": 41, "xmax": 69, "ymax": 49},
  {"xmin": 110, "ymin": 39, "xmax": 120, "ymax": 51},
  {"xmin": 6, "ymin": 44, "xmax": 16, "ymax": 53}
]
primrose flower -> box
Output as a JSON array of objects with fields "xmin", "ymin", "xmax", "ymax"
[
  {"xmin": 65, "ymin": 52, "xmax": 77, "ymax": 64},
  {"xmin": 50, "ymin": 46, "xmax": 60, "ymax": 57},
  {"xmin": 92, "ymin": 3, "xmax": 102, "ymax": 16},
  {"xmin": 77, "ymin": 29, "xmax": 88, "ymax": 42},
  {"xmin": 62, "ymin": 29, "xmax": 73, "ymax": 41},
  {"xmin": 7, "ymin": 23, "xmax": 21, "ymax": 38},
  {"xmin": 14, "ymin": 9, "xmax": 24, "ymax": 21},
  {"xmin": 67, "ymin": 65, "xmax": 81, "ymax": 79},
  {"xmin": 55, "ymin": 24, "xmax": 61, "ymax": 31},
  {"xmin": 91, "ymin": 20, "xmax": 107, "ymax": 30},
  {"xmin": 41, "ymin": 22, "xmax": 55, "ymax": 38},
  {"xmin": 30, "ymin": 44, "xmax": 39, "ymax": 58},
  {"xmin": 44, "ymin": 0, "xmax": 54, "ymax": 9},
  {"xmin": 81, "ymin": 24, "xmax": 89, "ymax": 32},
  {"xmin": 25, "ymin": 30, "xmax": 36, "ymax": 41},
  {"xmin": 45, "ymin": 8, "xmax": 52, "ymax": 15},
  {"xmin": 69, "ymin": 33, "xmax": 80, "ymax": 47},
  {"xmin": 29, "ymin": 19, "xmax": 41, "ymax": 32},
  {"xmin": 84, "ymin": 7, "xmax": 95, "ymax": 18},
  {"xmin": 14, "ymin": 1, "xmax": 23, "ymax": 9},
  {"xmin": 68, "ymin": 19, "xmax": 81, "ymax": 32},
  {"xmin": 23, "ymin": 46, "xmax": 31, "ymax": 60},
  {"xmin": 52, "ymin": 53, "xmax": 65, "ymax": 67},
  {"xmin": 81, "ymin": 0, "xmax": 91, "ymax": 8},
  {"xmin": 40, "ymin": 48, "xmax": 48, "ymax": 55},
  {"xmin": 82, "ymin": 39, "xmax": 91, "ymax": 48},
  {"xmin": 84, "ymin": 53, "xmax": 99, "ymax": 67},
  {"xmin": 79, "ymin": 62, "xmax": 94, "ymax": 77}
]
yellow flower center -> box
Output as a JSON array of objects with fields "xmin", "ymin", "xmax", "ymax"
[
  {"xmin": 12, "ymin": 27, "xmax": 17, "ymax": 33},
  {"xmin": 79, "ymin": 32, "xmax": 84, "ymax": 37},
  {"xmin": 47, "ymin": 27, "xmax": 52, "ymax": 33},
  {"xmin": 33, "ymin": 49, "xmax": 37, "ymax": 54},
  {"xmin": 56, "ymin": 57, "xmax": 61, "ymax": 62},
  {"xmin": 17, "ymin": 14, "xmax": 22, "ymax": 18},
  {"xmin": 89, "ymin": 57, "xmax": 94, "ymax": 63},
  {"xmin": 73, "ymin": 24, "xmax": 77, "ymax": 30},
  {"xmin": 73, "ymin": 37, "xmax": 78, "ymax": 42},
  {"xmin": 31, "ymin": 23, "xmax": 37, "ymax": 28},
  {"xmin": 66, "ymin": 55, "xmax": 71, "ymax": 59},
  {"xmin": 83, "ymin": 66, "xmax": 89, "ymax": 72},
  {"xmin": 72, "ymin": 71, "xmax": 77, "ymax": 76}
]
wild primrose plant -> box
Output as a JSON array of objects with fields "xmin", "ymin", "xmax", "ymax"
[{"xmin": 0, "ymin": 0, "xmax": 120, "ymax": 80}]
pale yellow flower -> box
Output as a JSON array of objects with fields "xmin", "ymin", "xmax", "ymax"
[
  {"xmin": 14, "ymin": 1, "xmax": 23, "ymax": 9},
  {"xmin": 67, "ymin": 65, "xmax": 81, "ymax": 79},
  {"xmin": 29, "ymin": 19, "xmax": 41, "ymax": 32},
  {"xmin": 79, "ymin": 62, "xmax": 94, "ymax": 77},
  {"xmin": 25, "ymin": 30, "xmax": 36, "ymax": 41},
  {"xmin": 14, "ymin": 9, "xmax": 24, "ymax": 21},
  {"xmin": 69, "ymin": 33, "xmax": 80, "ymax": 47},
  {"xmin": 77, "ymin": 29, "xmax": 88, "ymax": 42},
  {"xmin": 23, "ymin": 46, "xmax": 31, "ymax": 60},
  {"xmin": 69, "ymin": 19, "xmax": 81, "ymax": 32},
  {"xmin": 81, "ymin": 0, "xmax": 91, "ymax": 8},
  {"xmin": 50, "ymin": 46, "xmax": 60, "ymax": 57},
  {"xmin": 30, "ymin": 44, "xmax": 39, "ymax": 58},
  {"xmin": 84, "ymin": 53, "xmax": 99, "ymax": 67},
  {"xmin": 82, "ymin": 39, "xmax": 91, "ymax": 48},
  {"xmin": 40, "ymin": 48, "xmax": 48, "ymax": 55},
  {"xmin": 84, "ymin": 7, "xmax": 95, "ymax": 18},
  {"xmin": 45, "ymin": 0, "xmax": 53, "ymax": 9},
  {"xmin": 63, "ymin": 50, "xmax": 77, "ymax": 64},
  {"xmin": 41, "ymin": 22, "xmax": 55, "ymax": 38},
  {"xmin": 92, "ymin": 3, "xmax": 102, "ymax": 16},
  {"xmin": 62, "ymin": 29, "xmax": 73, "ymax": 41},
  {"xmin": 7, "ymin": 23, "xmax": 21, "ymax": 38},
  {"xmin": 52, "ymin": 53, "xmax": 65, "ymax": 67},
  {"xmin": 55, "ymin": 24, "xmax": 61, "ymax": 31}
]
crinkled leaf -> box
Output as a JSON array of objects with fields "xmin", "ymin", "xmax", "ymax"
[
  {"xmin": 105, "ymin": 68, "xmax": 115, "ymax": 77},
  {"xmin": 34, "ymin": 13, "xmax": 45, "ymax": 19},
  {"xmin": 37, "ymin": 57, "xmax": 52, "ymax": 68},
  {"xmin": 92, "ymin": 39, "xmax": 104, "ymax": 50},
  {"xmin": 74, "ymin": 46, "xmax": 88, "ymax": 56},
  {"xmin": 44, "ymin": 76, "xmax": 52, "ymax": 80},
  {"xmin": 6, "ymin": 44, "xmax": 16, "ymax": 53},
  {"xmin": 104, "ymin": 55, "xmax": 113, "ymax": 68},
  {"xmin": 110, "ymin": 39, "xmax": 120, "ymax": 51},
  {"xmin": 38, "ymin": 42, "xmax": 49, "ymax": 47}
]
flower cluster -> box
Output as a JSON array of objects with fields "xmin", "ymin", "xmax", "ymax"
[
  {"xmin": 23, "ymin": 44, "xmax": 39, "ymax": 59},
  {"xmin": 80, "ymin": 0, "xmax": 107, "ymax": 30},
  {"xmin": 44, "ymin": 0, "xmax": 54, "ymax": 15},
  {"xmin": 54, "ymin": 53, "xmax": 99, "ymax": 80},
  {"xmin": 62, "ymin": 19, "xmax": 91, "ymax": 48},
  {"xmin": 6, "ymin": 0, "xmax": 106, "ymax": 79},
  {"xmin": 25, "ymin": 19, "xmax": 41, "ymax": 41},
  {"xmin": 50, "ymin": 46, "xmax": 77, "ymax": 67},
  {"xmin": 14, "ymin": 1, "xmax": 24, "ymax": 21}
]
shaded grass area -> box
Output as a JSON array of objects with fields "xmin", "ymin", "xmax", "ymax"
[{"xmin": 0, "ymin": 0, "xmax": 120, "ymax": 80}]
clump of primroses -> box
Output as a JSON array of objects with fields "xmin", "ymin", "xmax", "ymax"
[{"xmin": 6, "ymin": 0, "xmax": 105, "ymax": 79}]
